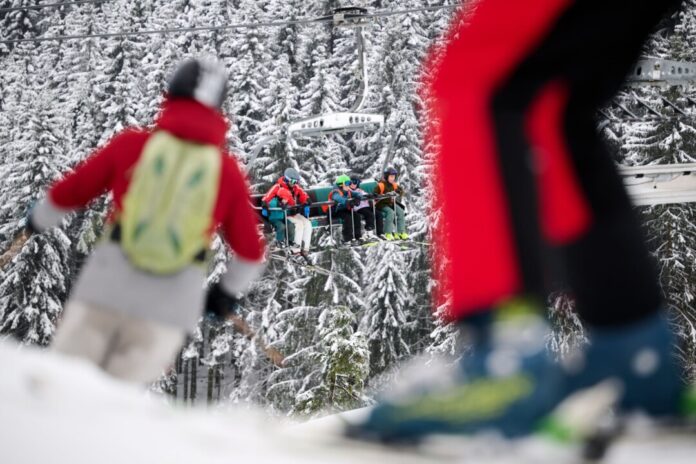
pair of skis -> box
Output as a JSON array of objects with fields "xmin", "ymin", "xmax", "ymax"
[
  {"xmin": 312, "ymin": 415, "xmax": 696, "ymax": 463},
  {"xmin": 269, "ymin": 252, "xmax": 335, "ymax": 277}
]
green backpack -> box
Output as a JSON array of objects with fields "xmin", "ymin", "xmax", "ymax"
[{"xmin": 120, "ymin": 130, "xmax": 222, "ymax": 274}]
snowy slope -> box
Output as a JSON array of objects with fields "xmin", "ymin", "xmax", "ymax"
[{"xmin": 1, "ymin": 342, "xmax": 694, "ymax": 464}]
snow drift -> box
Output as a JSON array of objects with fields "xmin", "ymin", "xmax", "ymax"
[{"xmin": 0, "ymin": 342, "xmax": 693, "ymax": 464}]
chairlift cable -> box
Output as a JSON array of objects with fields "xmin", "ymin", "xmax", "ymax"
[
  {"xmin": 365, "ymin": 4, "xmax": 459, "ymax": 20},
  {"xmin": 0, "ymin": 16, "xmax": 333, "ymax": 45},
  {"xmin": 0, "ymin": 4, "xmax": 458, "ymax": 46},
  {"xmin": 0, "ymin": 0, "xmax": 106, "ymax": 14}
]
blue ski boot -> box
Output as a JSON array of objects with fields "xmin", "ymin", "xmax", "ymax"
[
  {"xmin": 538, "ymin": 313, "xmax": 690, "ymax": 460},
  {"xmin": 349, "ymin": 306, "xmax": 687, "ymax": 444},
  {"xmin": 560, "ymin": 312, "xmax": 685, "ymax": 417},
  {"xmin": 349, "ymin": 299, "xmax": 567, "ymax": 442}
]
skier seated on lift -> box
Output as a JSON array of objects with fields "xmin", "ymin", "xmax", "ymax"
[
  {"xmin": 349, "ymin": 174, "xmax": 382, "ymax": 238},
  {"xmin": 328, "ymin": 175, "xmax": 363, "ymax": 243},
  {"xmin": 26, "ymin": 58, "xmax": 270, "ymax": 383},
  {"xmin": 374, "ymin": 167, "xmax": 408, "ymax": 241},
  {"xmin": 261, "ymin": 168, "xmax": 312, "ymax": 258},
  {"xmin": 260, "ymin": 169, "xmax": 295, "ymax": 248}
]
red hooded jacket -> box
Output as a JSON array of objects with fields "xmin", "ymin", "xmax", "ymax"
[
  {"xmin": 262, "ymin": 177, "xmax": 310, "ymax": 207},
  {"xmin": 48, "ymin": 98, "xmax": 264, "ymax": 262}
]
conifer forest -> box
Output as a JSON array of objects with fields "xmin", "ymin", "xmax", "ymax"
[{"xmin": 2, "ymin": 0, "xmax": 696, "ymax": 416}]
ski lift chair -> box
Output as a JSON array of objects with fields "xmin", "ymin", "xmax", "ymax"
[
  {"xmin": 247, "ymin": 6, "xmax": 384, "ymax": 170},
  {"xmin": 316, "ymin": 6, "xmax": 371, "ymax": 28}
]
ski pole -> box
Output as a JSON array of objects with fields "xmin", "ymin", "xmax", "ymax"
[
  {"xmin": 371, "ymin": 196, "xmax": 377, "ymax": 233},
  {"xmin": 305, "ymin": 201, "xmax": 312, "ymax": 252},
  {"xmin": 283, "ymin": 209, "xmax": 290, "ymax": 248},
  {"xmin": 351, "ymin": 205, "xmax": 356, "ymax": 240},
  {"xmin": 328, "ymin": 202, "xmax": 335, "ymax": 246},
  {"xmin": 226, "ymin": 314, "xmax": 285, "ymax": 367}
]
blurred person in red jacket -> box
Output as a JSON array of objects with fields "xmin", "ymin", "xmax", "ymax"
[{"xmin": 29, "ymin": 58, "xmax": 266, "ymax": 383}]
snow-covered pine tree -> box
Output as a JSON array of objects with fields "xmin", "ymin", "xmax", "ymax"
[
  {"xmin": 87, "ymin": 0, "xmax": 156, "ymax": 139},
  {"xmin": 261, "ymin": 284, "xmax": 324, "ymax": 411},
  {"xmin": 0, "ymin": 37, "xmax": 46, "ymax": 244},
  {"xmin": 226, "ymin": 0, "xmax": 273, "ymax": 155},
  {"xmin": 0, "ymin": 80, "xmax": 73, "ymax": 345},
  {"xmin": 292, "ymin": 304, "xmax": 369, "ymax": 415},
  {"xmin": 416, "ymin": 4, "xmax": 462, "ymax": 357},
  {"xmin": 360, "ymin": 244, "xmax": 412, "ymax": 375},
  {"xmin": 362, "ymin": 1, "xmax": 437, "ymax": 358},
  {"xmin": 661, "ymin": 0, "xmax": 696, "ymax": 61},
  {"xmin": 11, "ymin": 0, "xmax": 696, "ymax": 408},
  {"xmin": 0, "ymin": 0, "xmax": 40, "ymax": 56}
]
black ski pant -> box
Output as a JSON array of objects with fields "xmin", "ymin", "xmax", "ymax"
[
  {"xmin": 432, "ymin": 0, "xmax": 682, "ymax": 326},
  {"xmin": 335, "ymin": 209, "xmax": 362, "ymax": 241},
  {"xmin": 355, "ymin": 207, "xmax": 382, "ymax": 234}
]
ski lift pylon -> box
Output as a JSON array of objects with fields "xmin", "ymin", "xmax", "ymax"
[
  {"xmin": 249, "ymin": 7, "xmax": 384, "ymax": 166},
  {"xmin": 287, "ymin": 6, "xmax": 380, "ymax": 137}
]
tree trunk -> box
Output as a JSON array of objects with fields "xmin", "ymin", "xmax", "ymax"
[
  {"xmin": 182, "ymin": 359, "xmax": 189, "ymax": 403},
  {"xmin": 190, "ymin": 356, "xmax": 198, "ymax": 404},
  {"xmin": 207, "ymin": 366, "xmax": 215, "ymax": 405}
]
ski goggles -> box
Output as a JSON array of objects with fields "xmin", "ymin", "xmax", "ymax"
[
  {"xmin": 350, "ymin": 180, "xmax": 361, "ymax": 187},
  {"xmin": 287, "ymin": 178, "xmax": 299, "ymax": 186}
]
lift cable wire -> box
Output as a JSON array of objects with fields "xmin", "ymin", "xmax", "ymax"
[
  {"xmin": 0, "ymin": 0, "xmax": 106, "ymax": 14},
  {"xmin": 0, "ymin": 3, "xmax": 459, "ymax": 46},
  {"xmin": 366, "ymin": 4, "xmax": 459, "ymax": 20}
]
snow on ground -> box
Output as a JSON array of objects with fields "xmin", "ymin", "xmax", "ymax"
[{"xmin": 1, "ymin": 342, "xmax": 694, "ymax": 464}]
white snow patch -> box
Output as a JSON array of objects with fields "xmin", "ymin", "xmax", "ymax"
[{"xmin": 1, "ymin": 342, "xmax": 694, "ymax": 464}]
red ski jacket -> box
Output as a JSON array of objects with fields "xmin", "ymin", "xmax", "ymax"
[
  {"xmin": 47, "ymin": 98, "xmax": 264, "ymax": 262},
  {"xmin": 262, "ymin": 177, "xmax": 310, "ymax": 207}
]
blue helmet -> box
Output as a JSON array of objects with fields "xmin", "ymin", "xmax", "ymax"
[{"xmin": 383, "ymin": 167, "xmax": 398, "ymax": 180}]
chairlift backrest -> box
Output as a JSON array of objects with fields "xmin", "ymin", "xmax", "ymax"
[
  {"xmin": 250, "ymin": 179, "xmax": 379, "ymax": 226},
  {"xmin": 332, "ymin": 7, "xmax": 370, "ymax": 28}
]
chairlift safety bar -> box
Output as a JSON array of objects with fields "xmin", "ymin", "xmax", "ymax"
[{"xmin": 250, "ymin": 192, "xmax": 399, "ymax": 211}]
